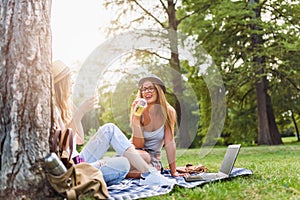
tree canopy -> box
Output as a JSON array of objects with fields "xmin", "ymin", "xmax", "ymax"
[{"xmin": 99, "ymin": 0, "xmax": 300, "ymax": 146}]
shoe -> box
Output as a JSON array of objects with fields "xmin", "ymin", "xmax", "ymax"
[{"xmin": 140, "ymin": 168, "xmax": 176, "ymax": 186}]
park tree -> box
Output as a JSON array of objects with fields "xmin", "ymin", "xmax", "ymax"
[
  {"xmin": 180, "ymin": 0, "xmax": 300, "ymax": 145},
  {"xmin": 0, "ymin": 0, "xmax": 53, "ymax": 198},
  {"xmin": 102, "ymin": 0, "xmax": 204, "ymax": 148},
  {"xmin": 249, "ymin": 0, "xmax": 282, "ymax": 145}
]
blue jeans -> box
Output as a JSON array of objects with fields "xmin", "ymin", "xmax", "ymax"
[{"xmin": 80, "ymin": 123, "xmax": 133, "ymax": 186}]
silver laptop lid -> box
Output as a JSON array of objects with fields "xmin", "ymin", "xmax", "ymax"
[{"xmin": 219, "ymin": 144, "xmax": 241, "ymax": 175}]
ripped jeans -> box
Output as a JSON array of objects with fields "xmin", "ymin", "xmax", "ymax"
[{"xmin": 79, "ymin": 123, "xmax": 133, "ymax": 186}]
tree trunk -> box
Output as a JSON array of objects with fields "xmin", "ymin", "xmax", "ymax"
[
  {"xmin": 291, "ymin": 111, "xmax": 300, "ymax": 142},
  {"xmin": 256, "ymin": 74, "xmax": 283, "ymax": 145},
  {"xmin": 250, "ymin": 0, "xmax": 282, "ymax": 145},
  {"xmin": 0, "ymin": 0, "xmax": 54, "ymax": 199},
  {"xmin": 167, "ymin": 0, "xmax": 191, "ymax": 148}
]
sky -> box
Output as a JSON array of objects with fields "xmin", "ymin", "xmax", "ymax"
[{"xmin": 51, "ymin": 0, "xmax": 111, "ymax": 69}]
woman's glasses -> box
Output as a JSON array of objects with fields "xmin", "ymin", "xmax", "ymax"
[{"xmin": 140, "ymin": 86, "xmax": 156, "ymax": 93}]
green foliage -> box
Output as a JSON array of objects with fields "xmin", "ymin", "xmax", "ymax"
[
  {"xmin": 179, "ymin": 0, "xmax": 300, "ymax": 145},
  {"xmin": 99, "ymin": 0, "xmax": 300, "ymax": 146},
  {"xmin": 184, "ymin": 67, "xmax": 211, "ymax": 146}
]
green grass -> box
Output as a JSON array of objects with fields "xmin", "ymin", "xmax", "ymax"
[
  {"xmin": 101, "ymin": 141, "xmax": 300, "ymax": 200},
  {"xmin": 147, "ymin": 142, "xmax": 300, "ymax": 200}
]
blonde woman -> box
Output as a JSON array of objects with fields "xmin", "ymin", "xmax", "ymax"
[
  {"xmin": 130, "ymin": 75, "xmax": 180, "ymax": 177},
  {"xmin": 52, "ymin": 61, "xmax": 174, "ymax": 186}
]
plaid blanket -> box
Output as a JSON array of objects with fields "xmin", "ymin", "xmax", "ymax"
[{"xmin": 108, "ymin": 167, "xmax": 253, "ymax": 200}]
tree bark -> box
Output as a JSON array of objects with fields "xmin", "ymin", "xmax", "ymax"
[
  {"xmin": 256, "ymin": 73, "xmax": 283, "ymax": 145},
  {"xmin": 0, "ymin": 0, "xmax": 54, "ymax": 198}
]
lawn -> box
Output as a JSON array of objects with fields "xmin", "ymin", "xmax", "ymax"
[{"xmin": 149, "ymin": 140, "xmax": 300, "ymax": 200}]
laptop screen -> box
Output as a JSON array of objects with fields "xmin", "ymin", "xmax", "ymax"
[{"xmin": 219, "ymin": 144, "xmax": 241, "ymax": 174}]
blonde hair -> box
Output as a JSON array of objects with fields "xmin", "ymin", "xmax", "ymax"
[
  {"xmin": 54, "ymin": 73, "xmax": 73, "ymax": 125},
  {"xmin": 131, "ymin": 83, "xmax": 176, "ymax": 131}
]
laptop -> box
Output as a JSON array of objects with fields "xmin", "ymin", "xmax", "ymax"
[{"xmin": 184, "ymin": 144, "xmax": 241, "ymax": 182}]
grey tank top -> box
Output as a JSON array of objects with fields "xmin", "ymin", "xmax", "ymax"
[{"xmin": 143, "ymin": 125, "xmax": 165, "ymax": 152}]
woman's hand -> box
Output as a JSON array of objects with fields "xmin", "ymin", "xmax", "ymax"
[
  {"xmin": 77, "ymin": 96, "xmax": 100, "ymax": 115},
  {"xmin": 131, "ymin": 98, "xmax": 142, "ymax": 126},
  {"xmin": 131, "ymin": 98, "xmax": 141, "ymax": 112},
  {"xmin": 131, "ymin": 98, "xmax": 145, "ymax": 147}
]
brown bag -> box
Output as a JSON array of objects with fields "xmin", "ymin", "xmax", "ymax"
[
  {"xmin": 47, "ymin": 162, "xmax": 110, "ymax": 199},
  {"xmin": 176, "ymin": 163, "xmax": 208, "ymax": 174},
  {"xmin": 46, "ymin": 128, "xmax": 110, "ymax": 199}
]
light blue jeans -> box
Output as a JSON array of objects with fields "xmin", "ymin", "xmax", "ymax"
[{"xmin": 79, "ymin": 123, "xmax": 133, "ymax": 186}]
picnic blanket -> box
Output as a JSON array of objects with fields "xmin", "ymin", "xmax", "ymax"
[{"xmin": 107, "ymin": 167, "xmax": 253, "ymax": 200}]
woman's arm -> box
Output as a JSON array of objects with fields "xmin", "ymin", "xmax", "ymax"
[
  {"xmin": 164, "ymin": 130, "xmax": 177, "ymax": 176},
  {"xmin": 131, "ymin": 99, "xmax": 145, "ymax": 148},
  {"xmin": 131, "ymin": 122, "xmax": 145, "ymax": 148},
  {"xmin": 67, "ymin": 112, "xmax": 85, "ymax": 145},
  {"xmin": 164, "ymin": 107, "xmax": 178, "ymax": 176},
  {"xmin": 68, "ymin": 96, "xmax": 99, "ymax": 145}
]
